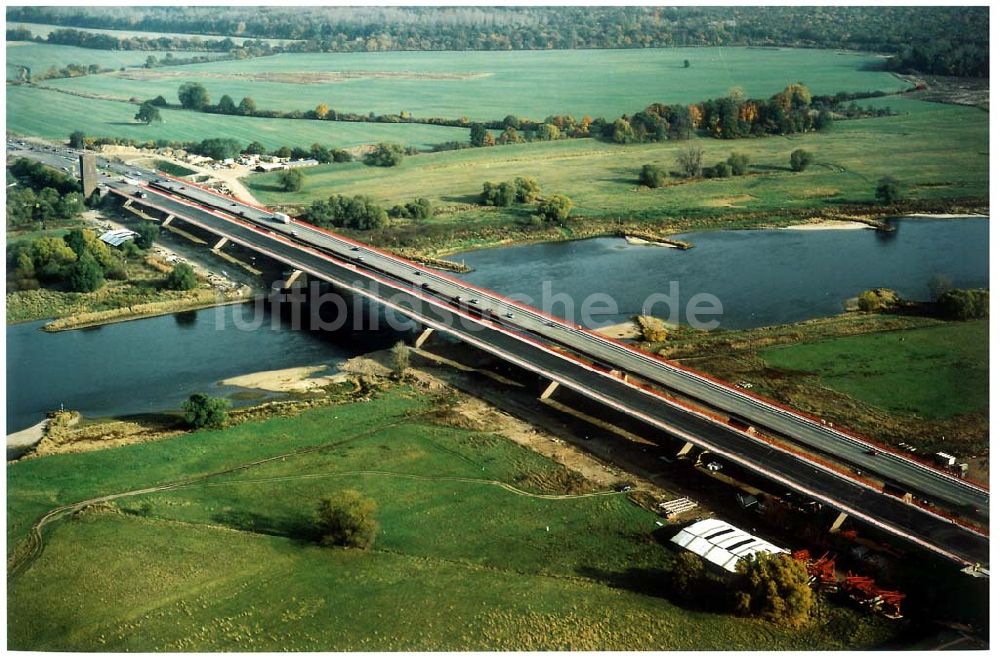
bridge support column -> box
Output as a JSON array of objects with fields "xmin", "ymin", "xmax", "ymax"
[
  {"xmin": 162, "ymin": 214, "xmax": 174, "ymax": 226},
  {"xmin": 540, "ymin": 380, "xmax": 560, "ymax": 401},
  {"xmin": 676, "ymin": 441, "xmax": 695, "ymax": 458},
  {"xmin": 212, "ymin": 237, "xmax": 228, "ymax": 251},
  {"xmin": 414, "ymin": 327, "xmax": 434, "ymax": 349},
  {"xmin": 123, "ymin": 199, "xmax": 133, "ymax": 209},
  {"xmin": 283, "ymin": 269, "xmax": 304, "ymax": 288},
  {"xmin": 829, "ymin": 511, "xmax": 849, "ymax": 532}
]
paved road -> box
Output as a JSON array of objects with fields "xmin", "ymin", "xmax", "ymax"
[
  {"xmin": 104, "ymin": 181, "xmax": 988, "ymax": 565},
  {"xmin": 130, "ymin": 168, "xmax": 989, "ymax": 521},
  {"xmin": 8, "ymin": 142, "xmax": 988, "ymax": 561}
]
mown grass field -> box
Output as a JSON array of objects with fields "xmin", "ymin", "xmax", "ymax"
[
  {"xmin": 5, "ymin": 84, "xmax": 473, "ymax": 149},
  {"xmin": 44, "ymin": 46, "xmax": 909, "ymax": 121},
  {"xmin": 759, "ymin": 320, "xmax": 989, "ymax": 420},
  {"xmin": 7, "ymin": 388, "xmax": 894, "ymax": 651},
  {"xmin": 5, "ymin": 42, "xmax": 216, "ymax": 80},
  {"xmin": 247, "ymin": 98, "xmax": 986, "ymax": 250}
]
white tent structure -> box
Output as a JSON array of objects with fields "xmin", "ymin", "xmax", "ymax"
[
  {"xmin": 670, "ymin": 518, "xmax": 787, "ymax": 573},
  {"xmin": 98, "ymin": 228, "xmax": 138, "ymax": 247}
]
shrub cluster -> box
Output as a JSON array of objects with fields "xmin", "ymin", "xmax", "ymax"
[
  {"xmin": 481, "ymin": 177, "xmax": 541, "ymax": 207},
  {"xmin": 304, "ymin": 194, "xmax": 388, "ymax": 230},
  {"xmin": 389, "ymin": 198, "xmax": 433, "ymax": 220},
  {"xmin": 937, "ymin": 288, "xmax": 988, "ymax": 320},
  {"xmin": 9, "ymin": 228, "xmax": 128, "ymax": 293},
  {"xmin": 363, "ymin": 142, "xmax": 407, "ymax": 167}
]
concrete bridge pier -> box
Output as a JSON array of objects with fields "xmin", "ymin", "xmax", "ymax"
[
  {"xmin": 283, "ymin": 269, "xmax": 304, "ymax": 288},
  {"xmin": 212, "ymin": 237, "xmax": 228, "ymax": 251},
  {"xmin": 829, "ymin": 511, "xmax": 849, "ymax": 532},
  {"xmin": 676, "ymin": 441, "xmax": 696, "ymax": 458},
  {"xmin": 162, "ymin": 214, "xmax": 174, "ymax": 226},
  {"xmin": 414, "ymin": 327, "xmax": 434, "ymax": 349},
  {"xmin": 539, "ymin": 380, "xmax": 560, "ymax": 401}
]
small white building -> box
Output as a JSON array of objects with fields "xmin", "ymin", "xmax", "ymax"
[
  {"xmin": 98, "ymin": 228, "xmax": 139, "ymax": 247},
  {"xmin": 670, "ymin": 518, "xmax": 787, "ymax": 573}
]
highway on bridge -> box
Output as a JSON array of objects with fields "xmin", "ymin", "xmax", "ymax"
[
  {"xmin": 109, "ymin": 161, "xmax": 989, "ymax": 521},
  {"xmin": 99, "ymin": 174, "xmax": 988, "ymax": 566}
]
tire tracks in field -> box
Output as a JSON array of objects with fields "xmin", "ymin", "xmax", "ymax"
[
  {"xmin": 8, "ymin": 423, "xmax": 620, "ymax": 577},
  {"xmin": 196, "ymin": 469, "xmax": 621, "ymax": 500},
  {"xmin": 7, "ymin": 422, "xmax": 403, "ymax": 578}
]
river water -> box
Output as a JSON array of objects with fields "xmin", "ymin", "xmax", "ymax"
[
  {"xmin": 6, "ymin": 217, "xmax": 988, "ymax": 433},
  {"xmin": 6, "ymin": 305, "xmax": 398, "ymax": 433},
  {"xmin": 454, "ymin": 217, "xmax": 988, "ymax": 330}
]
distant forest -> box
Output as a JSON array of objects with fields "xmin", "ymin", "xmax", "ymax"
[{"xmin": 6, "ymin": 5, "xmax": 988, "ymax": 78}]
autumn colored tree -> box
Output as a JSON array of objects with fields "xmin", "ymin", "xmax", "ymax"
[{"xmin": 534, "ymin": 194, "xmax": 573, "ymax": 223}]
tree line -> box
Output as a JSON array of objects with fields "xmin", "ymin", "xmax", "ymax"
[
  {"xmin": 69, "ymin": 131, "xmax": 360, "ymax": 169},
  {"xmin": 8, "ymin": 26, "xmax": 278, "ymax": 58},
  {"xmin": 8, "ymin": 6, "xmax": 987, "ymax": 77},
  {"xmin": 10, "ymin": 228, "xmax": 123, "ymax": 293},
  {"xmin": 136, "ymin": 81, "xmax": 882, "ymax": 158}
]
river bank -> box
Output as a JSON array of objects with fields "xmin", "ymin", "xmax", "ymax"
[
  {"xmin": 6, "ymin": 203, "xmax": 257, "ymax": 328},
  {"xmin": 452, "ymin": 216, "xmax": 988, "ymax": 330},
  {"xmin": 411, "ymin": 199, "xmax": 987, "ymax": 258},
  {"xmin": 6, "ymin": 418, "xmax": 49, "ymax": 460},
  {"xmin": 41, "ymin": 290, "xmax": 252, "ymax": 332},
  {"xmin": 651, "ymin": 311, "xmax": 988, "ymax": 471}
]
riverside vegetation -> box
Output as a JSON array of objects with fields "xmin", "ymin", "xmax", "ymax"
[{"xmin": 247, "ymin": 97, "xmax": 986, "ymax": 256}]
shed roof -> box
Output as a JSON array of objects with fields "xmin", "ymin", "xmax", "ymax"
[
  {"xmin": 670, "ymin": 518, "xmax": 787, "ymax": 573},
  {"xmin": 98, "ymin": 228, "xmax": 138, "ymax": 247}
]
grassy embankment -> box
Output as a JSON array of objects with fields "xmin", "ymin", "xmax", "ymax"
[
  {"xmin": 7, "ymin": 386, "xmax": 896, "ymax": 651},
  {"xmin": 652, "ymin": 314, "xmax": 988, "ymax": 458},
  {"xmin": 246, "ymin": 97, "xmax": 987, "ymax": 256}
]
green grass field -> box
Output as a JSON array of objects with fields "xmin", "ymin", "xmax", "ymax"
[
  {"xmin": 246, "ymin": 98, "xmax": 986, "ymax": 244},
  {"xmin": 5, "ymin": 42, "xmax": 216, "ymax": 80},
  {"xmin": 759, "ymin": 320, "xmax": 988, "ymax": 419},
  {"xmin": 44, "ymin": 46, "xmax": 909, "ymax": 121},
  {"xmin": 7, "ymin": 388, "xmax": 894, "ymax": 651},
  {"xmin": 5, "ymin": 84, "xmax": 473, "ymax": 149},
  {"xmin": 152, "ymin": 159, "xmax": 198, "ymax": 176}
]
